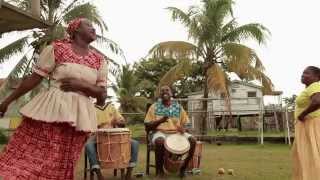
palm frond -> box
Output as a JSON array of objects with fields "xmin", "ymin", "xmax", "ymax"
[
  {"xmin": 223, "ymin": 43, "xmax": 269, "ymax": 82},
  {"xmin": 0, "ymin": 36, "xmax": 29, "ymax": 63},
  {"xmin": 166, "ymin": 7, "xmax": 193, "ymax": 26},
  {"xmin": 63, "ymin": 3, "xmax": 108, "ymax": 34},
  {"xmin": 114, "ymin": 65, "xmax": 149, "ymax": 112},
  {"xmin": 221, "ymin": 18, "xmax": 237, "ymax": 34},
  {"xmin": 148, "ymin": 41, "xmax": 197, "ymax": 59},
  {"xmin": 223, "ymin": 43, "xmax": 253, "ymax": 59},
  {"xmin": 204, "ymin": 0, "xmax": 233, "ymax": 20},
  {"xmin": 251, "ymin": 52, "xmax": 264, "ymax": 70},
  {"xmin": 49, "ymin": 24, "xmax": 66, "ymax": 41},
  {"xmin": 95, "ymin": 35, "xmax": 125, "ymax": 60},
  {"xmin": 260, "ymin": 73, "xmax": 274, "ymax": 95},
  {"xmin": 223, "ymin": 43, "xmax": 265, "ymax": 68},
  {"xmin": 116, "ymin": 65, "xmax": 139, "ymax": 96},
  {"xmin": 167, "ymin": 5, "xmax": 201, "ymax": 41},
  {"xmin": 222, "ymin": 23, "xmax": 270, "ymax": 44},
  {"xmin": 155, "ymin": 59, "xmax": 192, "ymax": 97},
  {"xmin": 48, "ymin": 0, "xmax": 63, "ymax": 21},
  {"xmin": 0, "ymin": 52, "xmax": 31, "ymax": 100},
  {"xmin": 60, "ymin": 0, "xmax": 81, "ymax": 16},
  {"xmin": 206, "ymin": 64, "xmax": 228, "ymax": 95},
  {"xmin": 8, "ymin": 53, "xmax": 32, "ymax": 80},
  {"xmin": 203, "ymin": 0, "xmax": 233, "ymax": 30},
  {"xmin": 247, "ymin": 69, "xmax": 274, "ymax": 95},
  {"xmin": 7, "ymin": 0, "xmax": 30, "ymax": 11}
]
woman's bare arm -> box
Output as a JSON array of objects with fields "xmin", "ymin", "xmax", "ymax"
[{"xmin": 0, "ymin": 73, "xmax": 43, "ymax": 116}]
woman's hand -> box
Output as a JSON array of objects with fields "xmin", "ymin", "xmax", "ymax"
[
  {"xmin": 60, "ymin": 78, "xmax": 86, "ymax": 93},
  {"xmin": 298, "ymin": 113, "xmax": 306, "ymax": 122},
  {"xmin": 60, "ymin": 78, "xmax": 105, "ymax": 99}
]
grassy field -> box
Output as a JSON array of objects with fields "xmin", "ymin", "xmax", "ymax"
[
  {"xmin": 207, "ymin": 129, "xmax": 289, "ymax": 137},
  {"xmin": 127, "ymin": 124, "xmax": 289, "ymax": 138},
  {"xmin": 0, "ymin": 126, "xmax": 292, "ymax": 180},
  {"xmin": 74, "ymin": 143, "xmax": 292, "ymax": 180}
]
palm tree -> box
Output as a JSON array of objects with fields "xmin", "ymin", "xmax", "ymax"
[
  {"xmin": 148, "ymin": 0, "xmax": 273, "ymax": 134},
  {"xmin": 112, "ymin": 65, "xmax": 149, "ymax": 123},
  {"xmin": 0, "ymin": 0, "xmax": 123, "ymax": 116},
  {"xmin": 113, "ymin": 65, "xmax": 149, "ymax": 113}
]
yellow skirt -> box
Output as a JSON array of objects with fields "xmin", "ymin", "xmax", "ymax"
[{"xmin": 292, "ymin": 117, "xmax": 320, "ymax": 180}]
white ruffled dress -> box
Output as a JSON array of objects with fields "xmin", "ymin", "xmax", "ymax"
[{"xmin": 19, "ymin": 41, "xmax": 108, "ymax": 132}]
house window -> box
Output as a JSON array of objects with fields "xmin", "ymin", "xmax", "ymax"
[{"xmin": 247, "ymin": 91, "xmax": 257, "ymax": 97}]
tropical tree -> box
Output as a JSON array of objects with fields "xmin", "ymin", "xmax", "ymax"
[
  {"xmin": 134, "ymin": 57, "xmax": 202, "ymax": 99},
  {"xmin": 148, "ymin": 0, "xmax": 273, "ymax": 134},
  {"xmin": 112, "ymin": 65, "xmax": 149, "ymax": 123},
  {"xmin": 283, "ymin": 94, "xmax": 297, "ymax": 110},
  {"xmin": 0, "ymin": 0, "xmax": 123, "ymax": 112}
]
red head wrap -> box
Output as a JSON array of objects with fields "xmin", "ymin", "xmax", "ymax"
[{"xmin": 67, "ymin": 18, "xmax": 85, "ymax": 37}]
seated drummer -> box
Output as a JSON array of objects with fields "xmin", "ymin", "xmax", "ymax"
[
  {"xmin": 85, "ymin": 92, "xmax": 139, "ymax": 180},
  {"xmin": 144, "ymin": 85, "xmax": 196, "ymax": 178}
]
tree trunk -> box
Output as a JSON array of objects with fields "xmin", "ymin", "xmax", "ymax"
[{"xmin": 201, "ymin": 75, "xmax": 208, "ymax": 135}]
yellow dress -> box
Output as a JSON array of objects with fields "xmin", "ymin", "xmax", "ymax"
[{"xmin": 292, "ymin": 82, "xmax": 320, "ymax": 180}]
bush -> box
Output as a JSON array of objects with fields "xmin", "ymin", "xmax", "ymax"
[{"xmin": 124, "ymin": 114, "xmax": 145, "ymax": 125}]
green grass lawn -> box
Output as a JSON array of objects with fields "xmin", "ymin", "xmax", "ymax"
[
  {"xmin": 0, "ymin": 126, "xmax": 292, "ymax": 180},
  {"xmin": 128, "ymin": 124, "xmax": 146, "ymax": 138},
  {"xmin": 74, "ymin": 143, "xmax": 292, "ymax": 180},
  {"xmin": 207, "ymin": 129, "xmax": 289, "ymax": 137},
  {"xmin": 127, "ymin": 124, "xmax": 290, "ymax": 138}
]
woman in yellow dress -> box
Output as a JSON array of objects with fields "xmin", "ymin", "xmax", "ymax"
[{"xmin": 292, "ymin": 66, "xmax": 320, "ymax": 180}]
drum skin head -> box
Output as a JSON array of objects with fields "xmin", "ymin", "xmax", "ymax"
[
  {"xmin": 165, "ymin": 134, "xmax": 190, "ymax": 154},
  {"xmin": 97, "ymin": 128, "xmax": 130, "ymax": 132}
]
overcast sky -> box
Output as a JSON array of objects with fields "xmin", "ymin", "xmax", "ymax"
[
  {"xmin": 92, "ymin": 0, "xmax": 320, "ymax": 98},
  {"xmin": 1, "ymin": 0, "xmax": 319, "ymax": 99}
]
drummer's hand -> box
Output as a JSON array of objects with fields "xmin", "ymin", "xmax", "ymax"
[
  {"xmin": 98, "ymin": 122, "xmax": 109, "ymax": 129},
  {"xmin": 116, "ymin": 119, "xmax": 126, "ymax": 128},
  {"xmin": 161, "ymin": 116, "xmax": 169, "ymax": 123},
  {"xmin": 110, "ymin": 119, "xmax": 117, "ymax": 127},
  {"xmin": 177, "ymin": 126, "xmax": 185, "ymax": 134}
]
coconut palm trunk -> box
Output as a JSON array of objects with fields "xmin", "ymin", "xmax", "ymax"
[{"xmin": 202, "ymin": 72, "xmax": 209, "ymax": 135}]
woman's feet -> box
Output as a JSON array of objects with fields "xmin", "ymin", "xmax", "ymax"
[{"xmin": 92, "ymin": 168, "xmax": 105, "ymax": 180}]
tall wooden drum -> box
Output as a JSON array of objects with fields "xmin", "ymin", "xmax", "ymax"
[
  {"xmin": 96, "ymin": 128, "xmax": 131, "ymax": 169},
  {"xmin": 164, "ymin": 133, "xmax": 190, "ymax": 172}
]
